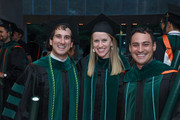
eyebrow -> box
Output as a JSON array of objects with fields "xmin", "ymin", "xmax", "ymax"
[
  {"xmin": 143, "ymin": 41, "xmax": 151, "ymax": 44},
  {"xmin": 131, "ymin": 41, "xmax": 150, "ymax": 44},
  {"xmin": 54, "ymin": 34, "xmax": 71, "ymax": 36}
]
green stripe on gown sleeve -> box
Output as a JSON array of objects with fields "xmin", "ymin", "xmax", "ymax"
[
  {"xmin": 2, "ymin": 108, "xmax": 16, "ymax": 119},
  {"xmin": 11, "ymin": 83, "xmax": 24, "ymax": 94}
]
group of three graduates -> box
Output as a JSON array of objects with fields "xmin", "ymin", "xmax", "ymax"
[{"xmin": 1, "ymin": 13, "xmax": 180, "ymax": 120}]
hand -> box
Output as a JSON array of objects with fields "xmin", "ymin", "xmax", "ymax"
[{"xmin": 0, "ymin": 72, "xmax": 4, "ymax": 78}]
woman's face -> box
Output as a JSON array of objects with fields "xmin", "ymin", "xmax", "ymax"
[{"xmin": 92, "ymin": 32, "xmax": 113, "ymax": 59}]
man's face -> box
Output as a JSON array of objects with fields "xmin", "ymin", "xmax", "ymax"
[
  {"xmin": 12, "ymin": 31, "xmax": 20, "ymax": 41},
  {"xmin": 0, "ymin": 26, "xmax": 10, "ymax": 43},
  {"xmin": 160, "ymin": 20, "xmax": 165, "ymax": 31},
  {"xmin": 49, "ymin": 27, "xmax": 73, "ymax": 60},
  {"xmin": 129, "ymin": 32, "xmax": 156, "ymax": 69}
]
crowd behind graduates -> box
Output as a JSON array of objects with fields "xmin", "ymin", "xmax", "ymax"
[{"xmin": 0, "ymin": 3, "xmax": 180, "ymax": 120}]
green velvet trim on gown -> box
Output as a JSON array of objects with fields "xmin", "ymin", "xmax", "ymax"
[
  {"xmin": 34, "ymin": 56, "xmax": 79, "ymax": 120},
  {"xmin": 157, "ymin": 34, "xmax": 180, "ymax": 51},
  {"xmin": 83, "ymin": 57, "xmax": 121, "ymax": 120},
  {"xmin": 124, "ymin": 60, "xmax": 174, "ymax": 120},
  {"xmin": 124, "ymin": 60, "xmax": 173, "ymax": 82},
  {"xmin": 0, "ymin": 41, "xmax": 20, "ymax": 72}
]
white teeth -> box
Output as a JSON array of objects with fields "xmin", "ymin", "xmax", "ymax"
[
  {"xmin": 98, "ymin": 49, "xmax": 104, "ymax": 52},
  {"xmin": 137, "ymin": 54, "xmax": 145, "ymax": 57},
  {"xmin": 57, "ymin": 45, "xmax": 65, "ymax": 48}
]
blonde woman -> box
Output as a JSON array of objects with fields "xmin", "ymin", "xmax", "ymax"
[{"xmin": 77, "ymin": 14, "xmax": 130, "ymax": 120}]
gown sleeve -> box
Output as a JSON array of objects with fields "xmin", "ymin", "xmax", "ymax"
[{"xmin": 2, "ymin": 64, "xmax": 49, "ymax": 120}]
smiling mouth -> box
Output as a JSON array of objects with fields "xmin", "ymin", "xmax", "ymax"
[
  {"xmin": 97, "ymin": 48, "xmax": 105, "ymax": 52},
  {"xmin": 136, "ymin": 54, "xmax": 146, "ymax": 58},
  {"xmin": 137, "ymin": 54, "xmax": 145, "ymax": 56},
  {"xmin": 57, "ymin": 45, "xmax": 65, "ymax": 49}
]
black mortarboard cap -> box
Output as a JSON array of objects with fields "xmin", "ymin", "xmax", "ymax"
[
  {"xmin": 0, "ymin": 18, "xmax": 19, "ymax": 34},
  {"xmin": 167, "ymin": 4, "xmax": 180, "ymax": 25},
  {"xmin": 43, "ymin": 16, "xmax": 79, "ymax": 45},
  {"xmin": 16, "ymin": 28, "xmax": 24, "ymax": 35},
  {"xmin": 0, "ymin": 18, "xmax": 12, "ymax": 31},
  {"xmin": 86, "ymin": 13, "xmax": 120, "ymax": 37},
  {"xmin": 10, "ymin": 23, "xmax": 18, "ymax": 33}
]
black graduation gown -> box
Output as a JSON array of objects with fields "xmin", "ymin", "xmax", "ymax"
[
  {"xmin": 77, "ymin": 55, "xmax": 130, "ymax": 120},
  {"xmin": 123, "ymin": 60, "xmax": 179, "ymax": 120},
  {"xmin": 27, "ymin": 41, "xmax": 42, "ymax": 62},
  {"xmin": 155, "ymin": 34, "xmax": 180, "ymax": 63},
  {"xmin": 0, "ymin": 41, "xmax": 28, "ymax": 118},
  {"xmin": 2, "ymin": 55, "xmax": 81, "ymax": 120}
]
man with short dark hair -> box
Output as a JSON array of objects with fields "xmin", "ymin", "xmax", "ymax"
[
  {"xmin": 0, "ymin": 19, "xmax": 28, "ymax": 119},
  {"xmin": 157, "ymin": 4, "xmax": 180, "ymax": 66},
  {"xmin": 12, "ymin": 27, "xmax": 32, "ymax": 63},
  {"xmin": 2, "ymin": 17, "xmax": 82, "ymax": 120},
  {"xmin": 123, "ymin": 27, "xmax": 180, "ymax": 120}
]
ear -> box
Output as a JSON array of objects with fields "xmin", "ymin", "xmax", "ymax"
[
  {"xmin": 129, "ymin": 44, "xmax": 132, "ymax": 53},
  {"xmin": 153, "ymin": 41, "xmax": 156, "ymax": 52},
  {"xmin": 70, "ymin": 42, "xmax": 73, "ymax": 48},
  {"xmin": 49, "ymin": 39, "xmax": 52, "ymax": 46},
  {"xmin": 7, "ymin": 31, "xmax": 11, "ymax": 37},
  {"xmin": 19, "ymin": 34, "xmax": 22, "ymax": 38},
  {"xmin": 167, "ymin": 21, "xmax": 173, "ymax": 28}
]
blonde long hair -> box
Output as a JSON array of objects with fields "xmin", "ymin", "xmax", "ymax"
[{"xmin": 87, "ymin": 33, "xmax": 124, "ymax": 77}]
